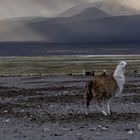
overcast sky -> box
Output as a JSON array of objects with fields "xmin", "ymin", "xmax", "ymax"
[{"xmin": 0, "ymin": 0, "xmax": 140, "ymax": 19}]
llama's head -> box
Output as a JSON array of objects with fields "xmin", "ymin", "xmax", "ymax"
[
  {"xmin": 114, "ymin": 61, "xmax": 127, "ymax": 78},
  {"xmin": 118, "ymin": 61, "xmax": 127, "ymax": 71}
]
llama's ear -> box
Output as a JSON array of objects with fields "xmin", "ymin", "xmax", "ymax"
[{"xmin": 103, "ymin": 69, "xmax": 107, "ymax": 73}]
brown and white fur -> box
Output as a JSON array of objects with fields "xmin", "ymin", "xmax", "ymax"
[{"xmin": 84, "ymin": 61, "xmax": 127, "ymax": 116}]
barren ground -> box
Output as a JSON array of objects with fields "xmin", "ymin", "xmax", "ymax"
[{"xmin": 0, "ymin": 75, "xmax": 140, "ymax": 140}]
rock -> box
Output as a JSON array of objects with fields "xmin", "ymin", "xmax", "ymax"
[
  {"xmin": 53, "ymin": 133, "xmax": 63, "ymax": 136},
  {"xmin": 24, "ymin": 124, "xmax": 29, "ymax": 127},
  {"xmin": 43, "ymin": 127, "xmax": 50, "ymax": 132},
  {"xmin": 77, "ymin": 111, "xmax": 81, "ymax": 114},
  {"xmin": 13, "ymin": 130, "xmax": 18, "ymax": 133},
  {"xmin": 138, "ymin": 124, "xmax": 140, "ymax": 130},
  {"xmin": 20, "ymin": 109, "xmax": 25, "ymax": 112},
  {"xmin": 63, "ymin": 91, "xmax": 68, "ymax": 94},
  {"xmin": 98, "ymin": 125, "xmax": 108, "ymax": 131},
  {"xmin": 76, "ymin": 132, "xmax": 82, "ymax": 137},
  {"xmin": 90, "ymin": 127, "xmax": 96, "ymax": 131},
  {"xmin": 61, "ymin": 127, "xmax": 72, "ymax": 131},
  {"xmin": 50, "ymin": 105, "xmax": 54, "ymax": 108},
  {"xmin": 3, "ymin": 110, "xmax": 8, "ymax": 113},
  {"xmin": 5, "ymin": 119, "xmax": 10, "ymax": 123},
  {"xmin": 104, "ymin": 119, "xmax": 108, "ymax": 122},
  {"xmin": 127, "ymin": 130, "xmax": 134, "ymax": 135},
  {"xmin": 66, "ymin": 106, "xmax": 70, "ymax": 109},
  {"xmin": 95, "ymin": 132, "xmax": 101, "ymax": 135}
]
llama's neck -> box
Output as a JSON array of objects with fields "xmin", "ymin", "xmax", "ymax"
[
  {"xmin": 113, "ymin": 66, "xmax": 125, "ymax": 93},
  {"xmin": 113, "ymin": 65, "xmax": 125, "ymax": 78}
]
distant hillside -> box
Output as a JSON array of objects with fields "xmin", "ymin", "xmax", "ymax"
[
  {"xmin": 0, "ymin": 0, "xmax": 140, "ymax": 43},
  {"xmin": 71, "ymin": 7, "xmax": 110, "ymax": 20},
  {"xmin": 44, "ymin": 14, "xmax": 140, "ymax": 43},
  {"xmin": 0, "ymin": 14, "xmax": 140, "ymax": 42},
  {"xmin": 58, "ymin": 0, "xmax": 140, "ymax": 17},
  {"xmin": 0, "ymin": 7, "xmax": 110, "ymax": 42}
]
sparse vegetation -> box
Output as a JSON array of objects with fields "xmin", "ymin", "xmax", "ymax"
[{"xmin": 0, "ymin": 55, "xmax": 139, "ymax": 76}]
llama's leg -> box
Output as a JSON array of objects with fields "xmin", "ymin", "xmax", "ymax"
[
  {"xmin": 101, "ymin": 104, "xmax": 108, "ymax": 116},
  {"xmin": 115, "ymin": 88, "xmax": 121, "ymax": 97},
  {"xmin": 86, "ymin": 102, "xmax": 89, "ymax": 116},
  {"xmin": 85, "ymin": 93, "xmax": 93, "ymax": 115},
  {"xmin": 98, "ymin": 102, "xmax": 108, "ymax": 116},
  {"xmin": 107, "ymin": 101, "xmax": 111, "ymax": 115},
  {"xmin": 84, "ymin": 81, "xmax": 93, "ymax": 115}
]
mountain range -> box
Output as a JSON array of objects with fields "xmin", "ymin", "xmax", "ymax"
[
  {"xmin": 0, "ymin": 0, "xmax": 140, "ymax": 43},
  {"xmin": 58, "ymin": 0, "xmax": 140, "ymax": 17}
]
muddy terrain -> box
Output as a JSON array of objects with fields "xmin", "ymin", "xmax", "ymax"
[{"xmin": 0, "ymin": 75, "xmax": 140, "ymax": 140}]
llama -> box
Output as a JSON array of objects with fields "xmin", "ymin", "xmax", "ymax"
[{"xmin": 84, "ymin": 61, "xmax": 127, "ymax": 116}]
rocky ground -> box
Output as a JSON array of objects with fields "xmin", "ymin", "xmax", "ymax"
[{"xmin": 0, "ymin": 75, "xmax": 140, "ymax": 140}]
